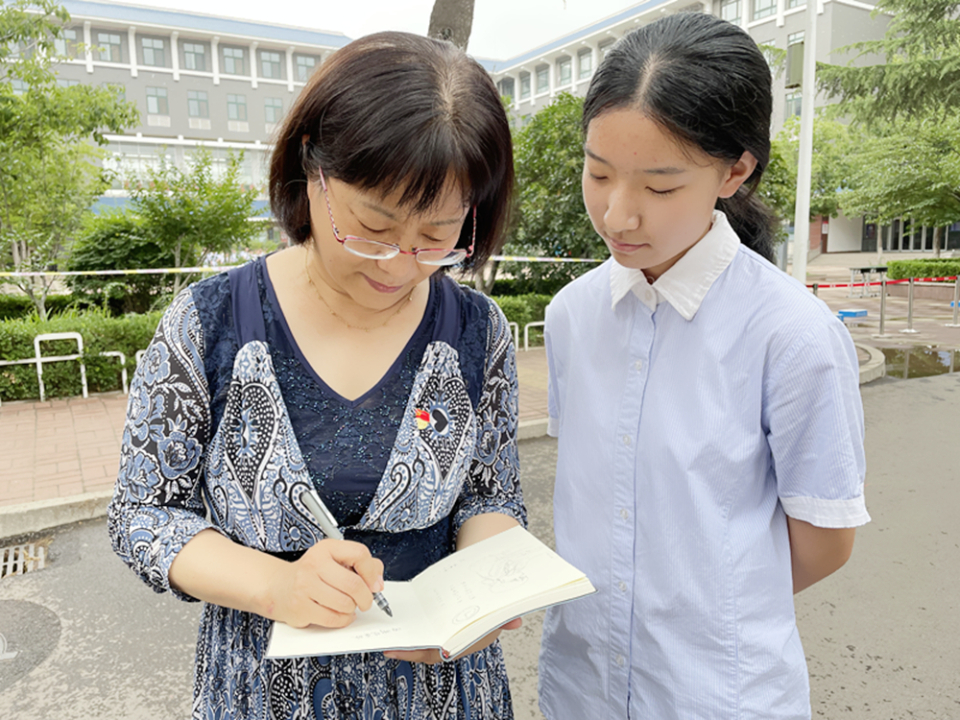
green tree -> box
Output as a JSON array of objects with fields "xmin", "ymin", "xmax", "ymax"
[
  {"xmin": 840, "ymin": 116, "xmax": 960, "ymax": 256},
  {"xmin": 128, "ymin": 150, "xmax": 262, "ymax": 296},
  {"xmin": 66, "ymin": 212, "xmax": 178, "ymax": 314},
  {"xmin": 769, "ymin": 115, "xmax": 862, "ymax": 221},
  {"xmin": 0, "ymin": 0, "xmax": 138, "ymax": 319},
  {"xmin": 491, "ymin": 93, "xmax": 603, "ymax": 295},
  {"xmin": 818, "ymin": 0, "xmax": 960, "ymax": 124}
]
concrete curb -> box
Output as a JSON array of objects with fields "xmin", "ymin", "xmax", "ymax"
[
  {"xmin": 856, "ymin": 343, "xmax": 887, "ymax": 385},
  {"xmin": 518, "ymin": 417, "xmax": 549, "ymax": 442},
  {"xmin": 0, "ymin": 489, "xmax": 113, "ymax": 540}
]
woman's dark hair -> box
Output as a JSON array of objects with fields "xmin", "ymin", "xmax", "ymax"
[
  {"xmin": 583, "ymin": 13, "xmax": 776, "ymax": 262},
  {"xmin": 270, "ymin": 32, "xmax": 513, "ymax": 271}
]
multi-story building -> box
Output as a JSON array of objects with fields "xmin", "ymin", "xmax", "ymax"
[
  {"xmin": 51, "ymin": 0, "xmax": 349, "ymax": 217},
  {"xmin": 37, "ymin": 0, "xmax": 955, "ymax": 255}
]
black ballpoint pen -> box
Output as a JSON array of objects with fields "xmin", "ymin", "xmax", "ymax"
[{"xmin": 301, "ymin": 488, "xmax": 394, "ymax": 617}]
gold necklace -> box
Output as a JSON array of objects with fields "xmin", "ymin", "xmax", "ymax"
[{"xmin": 302, "ymin": 244, "xmax": 415, "ymax": 332}]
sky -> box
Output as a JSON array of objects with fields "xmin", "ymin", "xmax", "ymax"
[{"xmin": 112, "ymin": 0, "xmax": 648, "ymax": 60}]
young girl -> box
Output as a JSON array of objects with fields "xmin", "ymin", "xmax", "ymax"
[{"xmin": 538, "ymin": 14, "xmax": 869, "ymax": 720}]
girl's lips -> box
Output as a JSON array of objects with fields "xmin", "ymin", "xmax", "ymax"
[
  {"xmin": 607, "ymin": 237, "xmax": 649, "ymax": 253},
  {"xmin": 364, "ymin": 275, "xmax": 405, "ymax": 293}
]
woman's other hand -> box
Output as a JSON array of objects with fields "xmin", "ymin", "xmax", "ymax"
[
  {"xmin": 383, "ymin": 618, "xmax": 523, "ymax": 665},
  {"xmin": 265, "ymin": 539, "xmax": 385, "ymax": 628}
]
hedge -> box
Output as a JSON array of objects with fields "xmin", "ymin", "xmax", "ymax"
[
  {"xmin": 0, "ymin": 309, "xmax": 162, "ymax": 402},
  {"xmin": 886, "ymin": 259, "xmax": 960, "ymax": 281},
  {"xmin": 491, "ymin": 294, "xmax": 553, "ymax": 347}
]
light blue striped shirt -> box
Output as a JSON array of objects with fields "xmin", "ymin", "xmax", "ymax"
[{"xmin": 539, "ymin": 212, "xmax": 869, "ymax": 720}]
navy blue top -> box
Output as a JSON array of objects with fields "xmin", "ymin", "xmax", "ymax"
[{"xmin": 197, "ymin": 257, "xmax": 488, "ymax": 580}]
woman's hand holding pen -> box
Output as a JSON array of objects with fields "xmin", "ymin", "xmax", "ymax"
[{"xmin": 264, "ymin": 539, "xmax": 385, "ymax": 629}]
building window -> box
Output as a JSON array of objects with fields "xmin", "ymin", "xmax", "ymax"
[
  {"xmin": 535, "ymin": 65, "xmax": 549, "ymax": 94},
  {"xmin": 222, "ymin": 47, "xmax": 246, "ymax": 75},
  {"xmin": 785, "ymin": 90, "xmax": 802, "ymax": 118},
  {"xmin": 96, "ymin": 32, "xmax": 122, "ymax": 63},
  {"xmin": 260, "ymin": 50, "xmax": 282, "ymax": 79},
  {"xmin": 519, "ymin": 72, "xmax": 531, "ymax": 99},
  {"xmin": 295, "ymin": 55, "xmax": 316, "ymax": 82},
  {"xmin": 557, "ymin": 57, "xmax": 572, "ymax": 87},
  {"xmin": 10, "ymin": 79, "xmax": 27, "ymax": 95},
  {"xmin": 183, "ymin": 42, "xmax": 206, "ymax": 71},
  {"xmin": 721, "ymin": 0, "xmax": 741, "ymax": 25},
  {"xmin": 54, "ymin": 28, "xmax": 78, "ymax": 57},
  {"xmin": 497, "ymin": 78, "xmax": 515, "ymax": 102},
  {"xmin": 187, "ymin": 90, "xmax": 209, "ymax": 118},
  {"xmin": 788, "ymin": 31, "xmax": 804, "ymax": 46},
  {"xmin": 264, "ymin": 97, "xmax": 283, "ymax": 123},
  {"xmin": 578, "ymin": 49, "xmax": 592, "ymax": 80},
  {"xmin": 141, "ymin": 37, "xmax": 165, "ymax": 67},
  {"xmin": 753, "ymin": 0, "xmax": 777, "ymax": 20},
  {"xmin": 146, "ymin": 86, "xmax": 168, "ymax": 115},
  {"xmin": 227, "ymin": 94, "xmax": 247, "ymax": 121},
  {"xmin": 56, "ymin": 78, "xmax": 80, "ymax": 87},
  {"xmin": 787, "ymin": 0, "xmax": 805, "ymax": 7}
]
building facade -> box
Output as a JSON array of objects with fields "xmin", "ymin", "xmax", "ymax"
[{"xmin": 51, "ymin": 0, "xmax": 349, "ymax": 213}]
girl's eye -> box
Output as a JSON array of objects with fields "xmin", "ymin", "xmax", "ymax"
[
  {"xmin": 650, "ymin": 187, "xmax": 678, "ymax": 196},
  {"xmin": 589, "ymin": 174, "xmax": 608, "ymax": 181}
]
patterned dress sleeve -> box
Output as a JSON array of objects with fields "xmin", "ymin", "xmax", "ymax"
[
  {"xmin": 453, "ymin": 299, "xmax": 527, "ymax": 533},
  {"xmin": 107, "ymin": 287, "xmax": 216, "ymax": 600}
]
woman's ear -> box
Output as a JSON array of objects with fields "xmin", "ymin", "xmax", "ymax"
[{"xmin": 718, "ymin": 151, "xmax": 759, "ymax": 199}]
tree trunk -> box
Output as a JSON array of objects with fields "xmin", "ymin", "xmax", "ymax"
[
  {"xmin": 934, "ymin": 226, "xmax": 942, "ymax": 258},
  {"xmin": 473, "ymin": 260, "xmax": 499, "ymax": 295},
  {"xmin": 427, "ymin": 0, "xmax": 476, "ymax": 50}
]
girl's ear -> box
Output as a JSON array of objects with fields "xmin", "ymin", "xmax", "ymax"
[{"xmin": 718, "ymin": 151, "xmax": 759, "ymax": 199}]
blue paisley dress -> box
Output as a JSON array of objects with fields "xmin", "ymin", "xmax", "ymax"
[{"xmin": 108, "ymin": 257, "xmax": 526, "ymax": 720}]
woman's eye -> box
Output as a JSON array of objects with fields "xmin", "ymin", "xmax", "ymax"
[
  {"xmin": 650, "ymin": 187, "xmax": 678, "ymax": 196},
  {"xmin": 589, "ymin": 174, "xmax": 608, "ymax": 181},
  {"xmin": 359, "ymin": 223, "xmax": 389, "ymax": 234}
]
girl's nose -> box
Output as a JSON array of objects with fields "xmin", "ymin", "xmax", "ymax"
[{"xmin": 604, "ymin": 192, "xmax": 641, "ymax": 234}]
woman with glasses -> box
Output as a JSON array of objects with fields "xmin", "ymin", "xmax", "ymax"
[{"xmin": 108, "ymin": 32, "xmax": 524, "ymax": 720}]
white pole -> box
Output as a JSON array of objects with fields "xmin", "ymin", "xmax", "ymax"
[{"xmin": 791, "ymin": 1, "xmax": 818, "ymax": 285}]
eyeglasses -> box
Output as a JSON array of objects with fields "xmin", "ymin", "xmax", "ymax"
[{"xmin": 316, "ymin": 165, "xmax": 476, "ymax": 267}]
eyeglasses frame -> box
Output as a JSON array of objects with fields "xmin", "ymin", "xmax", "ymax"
[{"xmin": 316, "ymin": 164, "xmax": 476, "ymax": 266}]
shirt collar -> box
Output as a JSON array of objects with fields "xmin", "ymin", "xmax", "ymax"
[{"xmin": 609, "ymin": 210, "xmax": 740, "ymax": 320}]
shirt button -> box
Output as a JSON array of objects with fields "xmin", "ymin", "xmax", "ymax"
[
  {"xmin": 618, "ymin": 581, "xmax": 627, "ymax": 592},
  {"xmin": 634, "ymin": 359, "xmax": 643, "ymax": 371},
  {"xmin": 620, "ymin": 508, "xmax": 629, "ymax": 520},
  {"xmin": 622, "ymin": 435, "xmax": 631, "ymax": 447},
  {"xmin": 616, "ymin": 654, "xmax": 625, "ymax": 667}
]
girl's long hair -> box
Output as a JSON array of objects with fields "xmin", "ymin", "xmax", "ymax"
[{"xmin": 583, "ymin": 13, "xmax": 777, "ymax": 262}]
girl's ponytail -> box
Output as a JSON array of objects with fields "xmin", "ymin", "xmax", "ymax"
[
  {"xmin": 584, "ymin": 13, "xmax": 779, "ymax": 264},
  {"xmin": 717, "ymin": 187, "xmax": 777, "ymax": 263}
]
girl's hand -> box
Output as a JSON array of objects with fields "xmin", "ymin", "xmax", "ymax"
[
  {"xmin": 264, "ymin": 539, "xmax": 385, "ymax": 629},
  {"xmin": 383, "ymin": 618, "xmax": 523, "ymax": 665}
]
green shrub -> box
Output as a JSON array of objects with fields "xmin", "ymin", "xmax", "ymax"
[
  {"xmin": 0, "ymin": 308, "xmax": 162, "ymax": 401},
  {"xmin": 491, "ymin": 294, "xmax": 553, "ymax": 347},
  {"xmin": 887, "ymin": 259, "xmax": 960, "ymax": 280},
  {"xmin": 0, "ymin": 293, "xmax": 99, "ymax": 321}
]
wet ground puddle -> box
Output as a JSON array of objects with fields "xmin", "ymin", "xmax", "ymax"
[{"xmin": 881, "ymin": 346, "xmax": 960, "ymax": 380}]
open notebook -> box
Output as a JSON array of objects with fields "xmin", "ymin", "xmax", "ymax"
[{"xmin": 266, "ymin": 526, "xmax": 595, "ymax": 660}]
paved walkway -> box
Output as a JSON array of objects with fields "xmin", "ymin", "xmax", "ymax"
[{"xmin": 2, "ymin": 250, "xmax": 958, "ymax": 521}]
